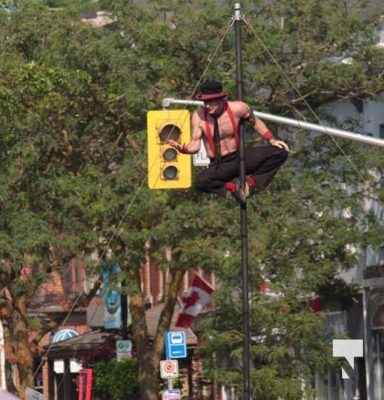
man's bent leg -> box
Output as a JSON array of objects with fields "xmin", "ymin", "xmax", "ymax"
[
  {"xmin": 245, "ymin": 146, "xmax": 288, "ymax": 191},
  {"xmin": 194, "ymin": 167, "xmax": 228, "ymax": 197},
  {"xmin": 195, "ymin": 153, "xmax": 242, "ymax": 199}
]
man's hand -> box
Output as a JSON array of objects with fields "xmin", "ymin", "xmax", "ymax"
[
  {"xmin": 168, "ymin": 139, "xmax": 181, "ymax": 151},
  {"xmin": 168, "ymin": 139, "xmax": 190, "ymax": 154},
  {"xmin": 269, "ymin": 138, "xmax": 289, "ymax": 152}
]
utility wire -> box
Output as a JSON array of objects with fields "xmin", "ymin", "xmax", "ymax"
[
  {"xmin": 35, "ymin": 16, "xmax": 233, "ymax": 384},
  {"xmin": 243, "ymin": 16, "xmax": 367, "ymax": 181},
  {"xmin": 34, "ymin": 4, "xmax": 383, "ymax": 389}
]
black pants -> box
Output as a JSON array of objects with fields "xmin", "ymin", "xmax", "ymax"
[{"xmin": 194, "ymin": 145, "xmax": 288, "ymax": 197}]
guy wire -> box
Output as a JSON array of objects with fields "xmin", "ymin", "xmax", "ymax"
[
  {"xmin": 244, "ymin": 18, "xmax": 366, "ymax": 182},
  {"xmin": 35, "ymin": 18, "xmax": 232, "ymax": 381}
]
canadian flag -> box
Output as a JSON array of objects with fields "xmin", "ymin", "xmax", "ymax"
[{"xmin": 175, "ymin": 274, "xmax": 214, "ymax": 329}]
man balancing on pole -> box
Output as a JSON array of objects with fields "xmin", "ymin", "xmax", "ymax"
[{"xmin": 168, "ymin": 78, "xmax": 289, "ymax": 204}]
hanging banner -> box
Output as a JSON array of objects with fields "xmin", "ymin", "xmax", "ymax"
[{"xmin": 102, "ymin": 263, "xmax": 122, "ymax": 330}]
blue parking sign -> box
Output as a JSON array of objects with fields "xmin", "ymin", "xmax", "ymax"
[{"xmin": 165, "ymin": 331, "xmax": 187, "ymax": 359}]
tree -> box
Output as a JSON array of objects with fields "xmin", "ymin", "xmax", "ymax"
[
  {"xmin": 80, "ymin": 336, "xmax": 139, "ymax": 400},
  {"xmin": 0, "ymin": 1, "xmax": 383, "ymax": 399},
  {"xmin": 0, "ymin": 2, "xmax": 241, "ymax": 398}
]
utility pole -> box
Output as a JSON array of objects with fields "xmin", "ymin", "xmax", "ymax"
[
  {"xmin": 233, "ymin": 3, "xmax": 252, "ymax": 400},
  {"xmin": 162, "ymin": 6, "xmax": 384, "ymax": 399},
  {"xmin": 121, "ymin": 292, "xmax": 128, "ymax": 340}
]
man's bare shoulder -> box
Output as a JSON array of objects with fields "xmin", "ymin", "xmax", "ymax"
[
  {"xmin": 191, "ymin": 107, "xmax": 203, "ymax": 116},
  {"xmin": 227, "ymin": 100, "xmax": 251, "ymax": 116},
  {"xmin": 192, "ymin": 107, "xmax": 206, "ymax": 121},
  {"xmin": 191, "ymin": 108, "xmax": 206, "ymax": 128}
]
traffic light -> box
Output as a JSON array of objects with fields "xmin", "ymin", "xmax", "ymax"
[{"xmin": 147, "ymin": 109, "xmax": 191, "ymax": 189}]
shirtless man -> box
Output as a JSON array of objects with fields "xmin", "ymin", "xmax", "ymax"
[{"xmin": 168, "ymin": 79, "xmax": 289, "ymax": 204}]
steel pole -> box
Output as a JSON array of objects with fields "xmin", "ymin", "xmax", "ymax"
[
  {"xmin": 234, "ymin": 3, "xmax": 251, "ymax": 400},
  {"xmin": 362, "ymin": 287, "xmax": 371, "ymax": 399},
  {"xmin": 252, "ymin": 111, "xmax": 384, "ymax": 147},
  {"xmin": 161, "ymin": 99, "xmax": 384, "ymax": 148}
]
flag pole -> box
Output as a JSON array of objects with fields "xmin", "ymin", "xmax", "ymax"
[{"xmin": 234, "ymin": 3, "xmax": 251, "ymax": 399}]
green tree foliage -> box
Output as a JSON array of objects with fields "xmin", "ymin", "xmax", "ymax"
[
  {"xmin": 92, "ymin": 359, "xmax": 139, "ymax": 400},
  {"xmin": 67, "ymin": 334, "xmax": 139, "ymax": 399},
  {"xmin": 198, "ymin": 133, "xmax": 384, "ymax": 398},
  {"xmin": 0, "ymin": 1, "xmax": 383, "ymax": 399}
]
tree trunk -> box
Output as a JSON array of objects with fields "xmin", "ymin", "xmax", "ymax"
[
  {"xmin": 13, "ymin": 295, "xmax": 34, "ymax": 398},
  {"xmin": 129, "ymin": 264, "xmax": 185, "ymax": 400},
  {"xmin": 14, "ymin": 312, "xmax": 34, "ymax": 397},
  {"xmin": 1, "ymin": 315, "xmax": 17, "ymax": 395}
]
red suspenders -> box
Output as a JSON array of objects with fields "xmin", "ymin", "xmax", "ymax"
[{"xmin": 204, "ymin": 101, "xmax": 239, "ymax": 157}]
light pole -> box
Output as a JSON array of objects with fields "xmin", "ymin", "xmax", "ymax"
[{"xmin": 233, "ymin": 3, "xmax": 252, "ymax": 399}]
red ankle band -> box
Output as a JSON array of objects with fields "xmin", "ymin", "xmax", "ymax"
[
  {"xmin": 226, "ymin": 182, "xmax": 237, "ymax": 193},
  {"xmin": 247, "ymin": 177, "xmax": 257, "ymax": 187}
]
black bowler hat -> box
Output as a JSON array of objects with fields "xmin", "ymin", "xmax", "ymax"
[{"xmin": 197, "ymin": 79, "xmax": 228, "ymax": 100}]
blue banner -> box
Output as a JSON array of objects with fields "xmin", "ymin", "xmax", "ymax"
[{"xmin": 102, "ymin": 263, "xmax": 122, "ymax": 330}]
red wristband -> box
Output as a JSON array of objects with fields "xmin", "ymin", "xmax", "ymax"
[
  {"xmin": 179, "ymin": 144, "xmax": 189, "ymax": 154},
  {"xmin": 262, "ymin": 130, "xmax": 273, "ymax": 141}
]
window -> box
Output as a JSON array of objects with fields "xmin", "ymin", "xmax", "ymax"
[{"xmin": 379, "ymin": 124, "xmax": 384, "ymax": 139}]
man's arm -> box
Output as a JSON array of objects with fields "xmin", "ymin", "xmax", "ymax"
[
  {"xmin": 168, "ymin": 111, "xmax": 202, "ymax": 154},
  {"xmin": 243, "ymin": 106, "xmax": 290, "ymax": 152}
]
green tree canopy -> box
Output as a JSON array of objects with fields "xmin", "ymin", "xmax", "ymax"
[{"xmin": 0, "ymin": 1, "xmax": 383, "ymax": 399}]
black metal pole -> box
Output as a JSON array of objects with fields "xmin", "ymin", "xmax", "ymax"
[
  {"xmin": 234, "ymin": 3, "xmax": 251, "ymax": 399},
  {"xmin": 121, "ymin": 293, "xmax": 128, "ymax": 339}
]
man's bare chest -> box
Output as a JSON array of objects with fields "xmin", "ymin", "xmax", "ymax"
[{"xmin": 202, "ymin": 114, "xmax": 237, "ymax": 139}]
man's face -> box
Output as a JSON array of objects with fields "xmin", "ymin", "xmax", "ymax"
[{"xmin": 204, "ymin": 98, "xmax": 225, "ymax": 115}]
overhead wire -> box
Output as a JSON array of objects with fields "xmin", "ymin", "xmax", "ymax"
[
  {"xmin": 241, "ymin": 13, "xmax": 384, "ymax": 267},
  {"xmin": 241, "ymin": 14, "xmax": 368, "ymax": 182},
  {"xmin": 33, "ymin": 176, "xmax": 147, "ymax": 383},
  {"xmin": 244, "ymin": 11, "xmax": 384, "ymax": 272},
  {"xmin": 32, "ymin": 4, "xmax": 383, "ymax": 391},
  {"xmin": 148, "ymin": 19, "xmax": 233, "ymax": 188},
  {"xmin": 33, "ymin": 14, "xmax": 233, "ymax": 387}
]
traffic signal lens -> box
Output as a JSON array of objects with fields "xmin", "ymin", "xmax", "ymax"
[
  {"xmin": 163, "ymin": 166, "xmax": 178, "ymax": 180},
  {"xmin": 163, "ymin": 148, "xmax": 177, "ymax": 161},
  {"xmin": 159, "ymin": 125, "xmax": 181, "ymax": 142}
]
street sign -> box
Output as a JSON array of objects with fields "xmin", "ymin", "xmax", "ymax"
[
  {"xmin": 160, "ymin": 360, "xmax": 179, "ymax": 379},
  {"xmin": 116, "ymin": 339, "xmax": 132, "ymax": 361},
  {"xmin": 193, "ymin": 142, "xmax": 210, "ymax": 166},
  {"xmin": 162, "ymin": 389, "xmax": 181, "ymax": 400},
  {"xmin": 165, "ymin": 331, "xmax": 187, "ymax": 359}
]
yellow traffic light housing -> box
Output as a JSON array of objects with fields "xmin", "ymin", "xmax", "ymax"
[{"xmin": 147, "ymin": 109, "xmax": 191, "ymax": 189}]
